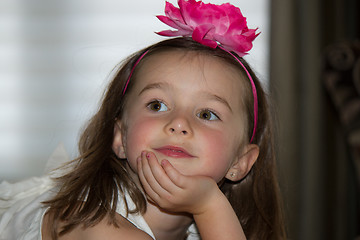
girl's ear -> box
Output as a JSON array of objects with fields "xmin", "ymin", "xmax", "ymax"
[
  {"xmin": 113, "ymin": 121, "xmax": 126, "ymax": 159},
  {"xmin": 225, "ymin": 144, "xmax": 259, "ymax": 181}
]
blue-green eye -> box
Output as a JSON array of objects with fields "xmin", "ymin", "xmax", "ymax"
[
  {"xmin": 197, "ymin": 109, "xmax": 220, "ymax": 121},
  {"xmin": 147, "ymin": 100, "xmax": 168, "ymax": 112}
]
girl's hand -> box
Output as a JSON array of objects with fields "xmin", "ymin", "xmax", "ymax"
[
  {"xmin": 137, "ymin": 150, "xmax": 247, "ymax": 240},
  {"xmin": 136, "ymin": 151, "xmax": 222, "ymax": 215}
]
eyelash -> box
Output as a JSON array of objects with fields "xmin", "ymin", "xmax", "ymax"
[
  {"xmin": 197, "ymin": 109, "xmax": 221, "ymax": 121},
  {"xmin": 146, "ymin": 99, "xmax": 168, "ymax": 112},
  {"xmin": 146, "ymin": 99, "xmax": 221, "ymax": 121}
]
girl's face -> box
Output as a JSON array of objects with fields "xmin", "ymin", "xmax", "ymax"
[{"xmin": 117, "ymin": 50, "xmax": 251, "ymax": 183}]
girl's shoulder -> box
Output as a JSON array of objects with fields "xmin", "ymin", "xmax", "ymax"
[
  {"xmin": 42, "ymin": 212, "xmax": 154, "ymax": 240},
  {"xmin": 79, "ymin": 214, "xmax": 154, "ymax": 240}
]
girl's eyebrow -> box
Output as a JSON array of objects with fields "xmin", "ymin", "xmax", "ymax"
[
  {"xmin": 204, "ymin": 92, "xmax": 233, "ymax": 113},
  {"xmin": 138, "ymin": 82, "xmax": 170, "ymax": 96}
]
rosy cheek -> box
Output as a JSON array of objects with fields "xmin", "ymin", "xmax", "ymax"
[
  {"xmin": 125, "ymin": 118, "xmax": 159, "ymax": 158},
  {"xmin": 205, "ymin": 131, "xmax": 227, "ymax": 156},
  {"xmin": 200, "ymin": 131, "xmax": 232, "ymax": 179}
]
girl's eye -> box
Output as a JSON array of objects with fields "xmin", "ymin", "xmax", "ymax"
[
  {"xmin": 147, "ymin": 100, "xmax": 168, "ymax": 112},
  {"xmin": 197, "ymin": 109, "xmax": 220, "ymax": 121}
]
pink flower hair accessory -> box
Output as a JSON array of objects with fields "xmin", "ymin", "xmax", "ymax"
[{"xmin": 156, "ymin": 0, "xmax": 259, "ymax": 57}]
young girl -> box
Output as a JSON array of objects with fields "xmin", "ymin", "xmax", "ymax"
[{"xmin": 0, "ymin": 0, "xmax": 286, "ymax": 239}]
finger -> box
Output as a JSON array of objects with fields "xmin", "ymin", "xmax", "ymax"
[
  {"xmin": 160, "ymin": 159, "xmax": 187, "ymax": 189},
  {"xmin": 140, "ymin": 151, "xmax": 170, "ymax": 197},
  {"xmin": 137, "ymin": 155, "xmax": 160, "ymax": 202},
  {"xmin": 146, "ymin": 152, "xmax": 180, "ymax": 194}
]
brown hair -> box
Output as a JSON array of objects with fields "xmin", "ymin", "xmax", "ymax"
[{"xmin": 44, "ymin": 37, "xmax": 286, "ymax": 239}]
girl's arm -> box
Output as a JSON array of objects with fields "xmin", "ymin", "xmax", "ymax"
[
  {"xmin": 192, "ymin": 189, "xmax": 246, "ymax": 240},
  {"xmin": 137, "ymin": 151, "xmax": 246, "ymax": 240}
]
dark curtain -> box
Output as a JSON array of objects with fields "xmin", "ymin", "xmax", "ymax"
[{"xmin": 270, "ymin": 0, "xmax": 360, "ymax": 239}]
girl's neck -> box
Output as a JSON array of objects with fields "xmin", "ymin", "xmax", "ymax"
[
  {"xmin": 143, "ymin": 201, "xmax": 193, "ymax": 240},
  {"xmin": 125, "ymin": 165, "xmax": 193, "ymax": 240}
]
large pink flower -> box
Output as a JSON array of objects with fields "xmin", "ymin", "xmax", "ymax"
[{"xmin": 156, "ymin": 0, "xmax": 259, "ymax": 56}]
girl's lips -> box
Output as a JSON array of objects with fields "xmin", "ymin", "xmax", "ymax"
[{"xmin": 154, "ymin": 145, "xmax": 195, "ymax": 158}]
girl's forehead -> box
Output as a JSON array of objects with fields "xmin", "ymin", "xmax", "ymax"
[
  {"xmin": 137, "ymin": 50, "xmax": 246, "ymax": 85},
  {"xmin": 130, "ymin": 49, "xmax": 248, "ymax": 110}
]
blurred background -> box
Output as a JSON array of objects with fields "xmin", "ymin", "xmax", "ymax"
[
  {"xmin": 0, "ymin": 0, "xmax": 359, "ymax": 239},
  {"xmin": 0, "ymin": 0, "xmax": 269, "ymax": 181}
]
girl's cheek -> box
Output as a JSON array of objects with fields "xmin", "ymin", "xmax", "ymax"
[{"xmin": 124, "ymin": 120, "xmax": 153, "ymax": 161}]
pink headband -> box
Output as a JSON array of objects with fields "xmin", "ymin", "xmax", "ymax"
[
  {"xmin": 218, "ymin": 46, "xmax": 258, "ymax": 143},
  {"xmin": 122, "ymin": 50, "xmax": 149, "ymax": 95},
  {"xmin": 123, "ymin": 0, "xmax": 259, "ymax": 143}
]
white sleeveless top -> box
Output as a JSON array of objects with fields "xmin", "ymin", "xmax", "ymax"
[{"xmin": 0, "ymin": 145, "xmax": 199, "ymax": 240}]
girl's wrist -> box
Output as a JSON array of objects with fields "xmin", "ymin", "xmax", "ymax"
[
  {"xmin": 192, "ymin": 185, "xmax": 227, "ymax": 217},
  {"xmin": 192, "ymin": 189, "xmax": 246, "ymax": 240}
]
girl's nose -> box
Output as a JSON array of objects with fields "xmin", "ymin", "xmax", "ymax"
[{"xmin": 165, "ymin": 115, "xmax": 193, "ymax": 136}]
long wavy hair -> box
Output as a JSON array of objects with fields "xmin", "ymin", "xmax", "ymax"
[{"xmin": 44, "ymin": 37, "xmax": 286, "ymax": 239}]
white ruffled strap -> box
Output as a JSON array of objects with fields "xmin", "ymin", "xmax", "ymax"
[
  {"xmin": 44, "ymin": 143, "xmax": 71, "ymax": 178},
  {"xmin": 0, "ymin": 144, "xmax": 71, "ymax": 215}
]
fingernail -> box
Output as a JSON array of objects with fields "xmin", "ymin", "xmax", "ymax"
[{"xmin": 146, "ymin": 153, "xmax": 151, "ymax": 159}]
